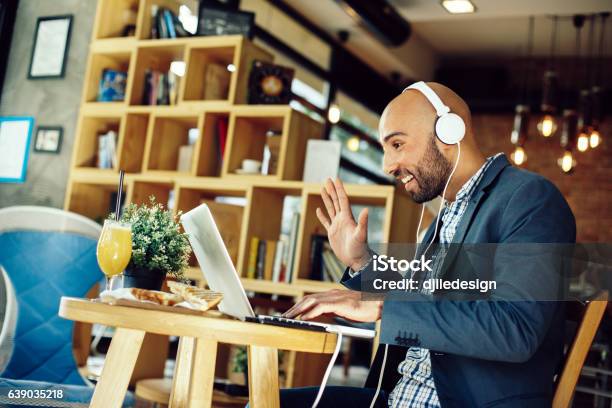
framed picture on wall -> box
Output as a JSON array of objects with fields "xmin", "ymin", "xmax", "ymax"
[
  {"xmin": 197, "ymin": 6, "xmax": 254, "ymax": 38},
  {"xmin": 33, "ymin": 126, "xmax": 63, "ymax": 154},
  {"xmin": 28, "ymin": 15, "xmax": 73, "ymax": 79}
]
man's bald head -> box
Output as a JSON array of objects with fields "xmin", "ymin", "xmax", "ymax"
[
  {"xmin": 379, "ymin": 82, "xmax": 473, "ymax": 144},
  {"xmin": 379, "ymin": 82, "xmax": 483, "ymax": 203}
]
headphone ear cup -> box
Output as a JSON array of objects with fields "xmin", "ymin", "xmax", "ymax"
[{"xmin": 435, "ymin": 113, "xmax": 465, "ymax": 145}]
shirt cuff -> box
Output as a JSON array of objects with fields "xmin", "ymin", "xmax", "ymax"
[{"xmin": 348, "ymin": 252, "xmax": 374, "ymax": 278}]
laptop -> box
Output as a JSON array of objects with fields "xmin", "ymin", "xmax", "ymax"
[{"xmin": 180, "ymin": 204, "xmax": 375, "ymax": 339}]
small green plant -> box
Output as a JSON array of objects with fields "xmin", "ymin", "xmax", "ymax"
[
  {"xmin": 111, "ymin": 197, "xmax": 191, "ymax": 280},
  {"xmin": 232, "ymin": 346, "xmax": 248, "ymax": 374}
]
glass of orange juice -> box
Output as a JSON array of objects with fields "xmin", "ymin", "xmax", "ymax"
[{"xmin": 97, "ymin": 220, "xmax": 132, "ymax": 292}]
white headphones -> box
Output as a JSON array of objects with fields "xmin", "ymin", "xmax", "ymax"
[{"xmin": 403, "ymin": 81, "xmax": 465, "ymax": 145}]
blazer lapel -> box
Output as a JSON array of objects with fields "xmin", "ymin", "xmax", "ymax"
[{"xmin": 437, "ymin": 155, "xmax": 511, "ymax": 279}]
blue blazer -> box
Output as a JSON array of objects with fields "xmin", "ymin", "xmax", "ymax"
[{"xmin": 342, "ymin": 155, "xmax": 576, "ymax": 407}]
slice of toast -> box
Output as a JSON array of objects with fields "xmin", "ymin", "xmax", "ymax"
[
  {"xmin": 129, "ymin": 288, "xmax": 184, "ymax": 306},
  {"xmin": 167, "ymin": 281, "xmax": 223, "ymax": 311}
]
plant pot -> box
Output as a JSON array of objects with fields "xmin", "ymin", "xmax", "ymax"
[{"xmin": 123, "ymin": 266, "xmax": 165, "ymax": 290}]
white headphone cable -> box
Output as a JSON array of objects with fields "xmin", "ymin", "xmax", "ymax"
[
  {"xmin": 421, "ymin": 141, "xmax": 461, "ymax": 258},
  {"xmin": 312, "ymin": 329, "xmax": 343, "ymax": 408},
  {"xmin": 367, "ymin": 142, "xmax": 461, "ymax": 408}
]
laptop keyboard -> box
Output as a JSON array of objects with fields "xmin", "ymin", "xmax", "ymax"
[{"xmin": 246, "ymin": 315, "xmax": 328, "ymax": 332}]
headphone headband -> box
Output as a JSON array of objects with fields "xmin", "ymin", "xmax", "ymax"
[{"xmin": 403, "ymin": 81, "xmax": 450, "ymax": 117}]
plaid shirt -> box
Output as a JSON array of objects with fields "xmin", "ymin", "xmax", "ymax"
[{"xmin": 388, "ymin": 154, "xmax": 502, "ymax": 408}]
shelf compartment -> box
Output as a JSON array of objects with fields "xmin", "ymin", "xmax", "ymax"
[
  {"xmin": 128, "ymin": 43, "xmax": 186, "ymax": 106},
  {"xmin": 293, "ymin": 185, "xmax": 392, "ymax": 282},
  {"xmin": 93, "ymin": 0, "xmax": 139, "ymax": 40},
  {"xmin": 73, "ymin": 115, "xmax": 123, "ymax": 170},
  {"xmin": 175, "ymin": 180, "xmax": 248, "ymax": 266},
  {"xmin": 128, "ymin": 179, "xmax": 175, "ymax": 210},
  {"xmin": 65, "ymin": 179, "xmax": 128, "ymax": 222},
  {"xmin": 182, "ymin": 46, "xmax": 236, "ymax": 103},
  {"xmin": 223, "ymin": 107, "xmax": 324, "ymax": 180},
  {"xmin": 143, "ymin": 113, "xmax": 201, "ymax": 173},
  {"xmin": 84, "ymin": 51, "xmax": 133, "ymax": 104},
  {"xmin": 137, "ymin": 0, "xmax": 182, "ymax": 40},
  {"xmin": 239, "ymin": 185, "xmax": 302, "ymax": 279},
  {"xmin": 180, "ymin": 36, "xmax": 273, "ymax": 105},
  {"xmin": 118, "ymin": 113, "xmax": 150, "ymax": 172},
  {"xmin": 193, "ymin": 111, "xmax": 231, "ymax": 177}
]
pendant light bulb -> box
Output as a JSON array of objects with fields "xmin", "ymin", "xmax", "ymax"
[
  {"xmin": 558, "ymin": 151, "xmax": 576, "ymax": 173},
  {"xmin": 589, "ymin": 128, "xmax": 601, "ymax": 148},
  {"xmin": 537, "ymin": 114, "xmax": 557, "ymax": 137},
  {"xmin": 511, "ymin": 146, "xmax": 527, "ymax": 166},
  {"xmin": 577, "ymin": 131, "xmax": 590, "ymax": 152}
]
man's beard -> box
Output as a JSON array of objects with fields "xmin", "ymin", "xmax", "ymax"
[{"xmin": 409, "ymin": 137, "xmax": 453, "ymax": 204}]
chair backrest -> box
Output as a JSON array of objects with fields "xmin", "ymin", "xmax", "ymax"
[
  {"xmin": 0, "ymin": 206, "xmax": 101, "ymax": 238},
  {"xmin": 0, "ymin": 229, "xmax": 103, "ymax": 385},
  {"xmin": 553, "ymin": 291, "xmax": 609, "ymax": 408},
  {"xmin": 0, "ymin": 265, "xmax": 17, "ymax": 373}
]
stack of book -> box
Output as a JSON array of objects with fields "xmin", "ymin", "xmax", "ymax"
[
  {"xmin": 97, "ymin": 130, "xmax": 117, "ymax": 169},
  {"xmin": 309, "ymin": 234, "xmax": 345, "ymax": 282},
  {"xmin": 246, "ymin": 213, "xmax": 300, "ymax": 283},
  {"xmin": 150, "ymin": 6, "xmax": 190, "ymax": 39},
  {"xmin": 141, "ymin": 69, "xmax": 180, "ymax": 106}
]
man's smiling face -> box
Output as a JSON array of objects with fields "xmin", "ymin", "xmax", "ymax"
[{"xmin": 379, "ymin": 92, "xmax": 452, "ymax": 204}]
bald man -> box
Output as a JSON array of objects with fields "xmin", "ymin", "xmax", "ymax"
[{"xmin": 280, "ymin": 82, "xmax": 575, "ymax": 407}]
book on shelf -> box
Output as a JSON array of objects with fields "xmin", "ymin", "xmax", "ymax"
[
  {"xmin": 271, "ymin": 236, "xmax": 287, "ymax": 283},
  {"xmin": 97, "ymin": 130, "xmax": 118, "ymax": 169},
  {"xmin": 255, "ymin": 239, "xmax": 266, "ymax": 280},
  {"xmin": 284, "ymin": 212, "xmax": 300, "ymax": 283},
  {"xmin": 309, "ymin": 234, "xmax": 327, "ymax": 281},
  {"xmin": 216, "ymin": 116, "xmax": 229, "ymax": 173},
  {"xmin": 246, "ymin": 236, "xmax": 259, "ymax": 279},
  {"xmin": 263, "ymin": 240, "xmax": 277, "ymax": 281},
  {"xmin": 97, "ymin": 69, "xmax": 127, "ymax": 102},
  {"xmin": 142, "ymin": 69, "xmax": 181, "ymax": 106},
  {"xmin": 309, "ymin": 234, "xmax": 345, "ymax": 282},
  {"xmin": 151, "ymin": 7, "xmax": 191, "ymax": 39}
]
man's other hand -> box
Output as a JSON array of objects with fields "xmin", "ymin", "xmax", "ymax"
[
  {"xmin": 282, "ymin": 289, "xmax": 382, "ymax": 322},
  {"xmin": 317, "ymin": 178, "xmax": 371, "ymax": 271}
]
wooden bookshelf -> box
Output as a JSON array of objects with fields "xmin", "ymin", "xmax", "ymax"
[{"xmin": 66, "ymin": 0, "xmax": 421, "ymax": 390}]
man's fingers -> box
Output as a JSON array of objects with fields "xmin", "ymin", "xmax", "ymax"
[
  {"xmin": 316, "ymin": 208, "xmax": 331, "ymax": 230},
  {"xmin": 321, "ymin": 187, "xmax": 336, "ymax": 218},
  {"xmin": 325, "ymin": 178, "xmax": 341, "ymax": 213},
  {"xmin": 301, "ymin": 303, "xmax": 333, "ymax": 320},
  {"xmin": 356, "ymin": 208, "xmax": 369, "ymax": 242},
  {"xmin": 283, "ymin": 296, "xmax": 317, "ymax": 318},
  {"xmin": 334, "ymin": 178, "xmax": 351, "ymax": 214}
]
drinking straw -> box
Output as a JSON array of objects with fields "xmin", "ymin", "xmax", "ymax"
[{"xmin": 115, "ymin": 170, "xmax": 125, "ymax": 221}]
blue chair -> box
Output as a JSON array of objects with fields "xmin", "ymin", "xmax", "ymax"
[{"xmin": 0, "ymin": 206, "xmax": 134, "ymax": 406}]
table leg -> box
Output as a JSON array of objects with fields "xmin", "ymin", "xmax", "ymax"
[
  {"xmin": 169, "ymin": 337, "xmax": 217, "ymax": 408},
  {"xmin": 90, "ymin": 327, "xmax": 146, "ymax": 408},
  {"xmin": 188, "ymin": 338, "xmax": 217, "ymax": 407},
  {"xmin": 248, "ymin": 345, "xmax": 280, "ymax": 408},
  {"xmin": 169, "ymin": 337, "xmax": 195, "ymax": 408}
]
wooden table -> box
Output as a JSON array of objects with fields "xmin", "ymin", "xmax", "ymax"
[{"xmin": 59, "ymin": 297, "xmax": 338, "ymax": 408}]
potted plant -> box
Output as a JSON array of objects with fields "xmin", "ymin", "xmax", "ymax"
[{"xmin": 112, "ymin": 197, "xmax": 191, "ymax": 290}]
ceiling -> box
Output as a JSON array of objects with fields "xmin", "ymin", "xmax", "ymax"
[{"xmin": 285, "ymin": 0, "xmax": 612, "ymax": 80}]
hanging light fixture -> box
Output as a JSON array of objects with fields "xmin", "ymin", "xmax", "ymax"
[
  {"xmin": 537, "ymin": 16, "xmax": 559, "ymax": 138},
  {"xmin": 511, "ymin": 105, "xmax": 530, "ymax": 165},
  {"xmin": 559, "ymin": 110, "xmax": 578, "ymax": 173},
  {"xmin": 576, "ymin": 15, "xmax": 595, "ymax": 153},
  {"xmin": 510, "ymin": 17, "xmax": 534, "ymax": 166},
  {"xmin": 589, "ymin": 12, "xmax": 609, "ymax": 149}
]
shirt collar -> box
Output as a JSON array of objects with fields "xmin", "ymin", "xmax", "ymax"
[{"xmin": 448, "ymin": 153, "xmax": 503, "ymax": 205}]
